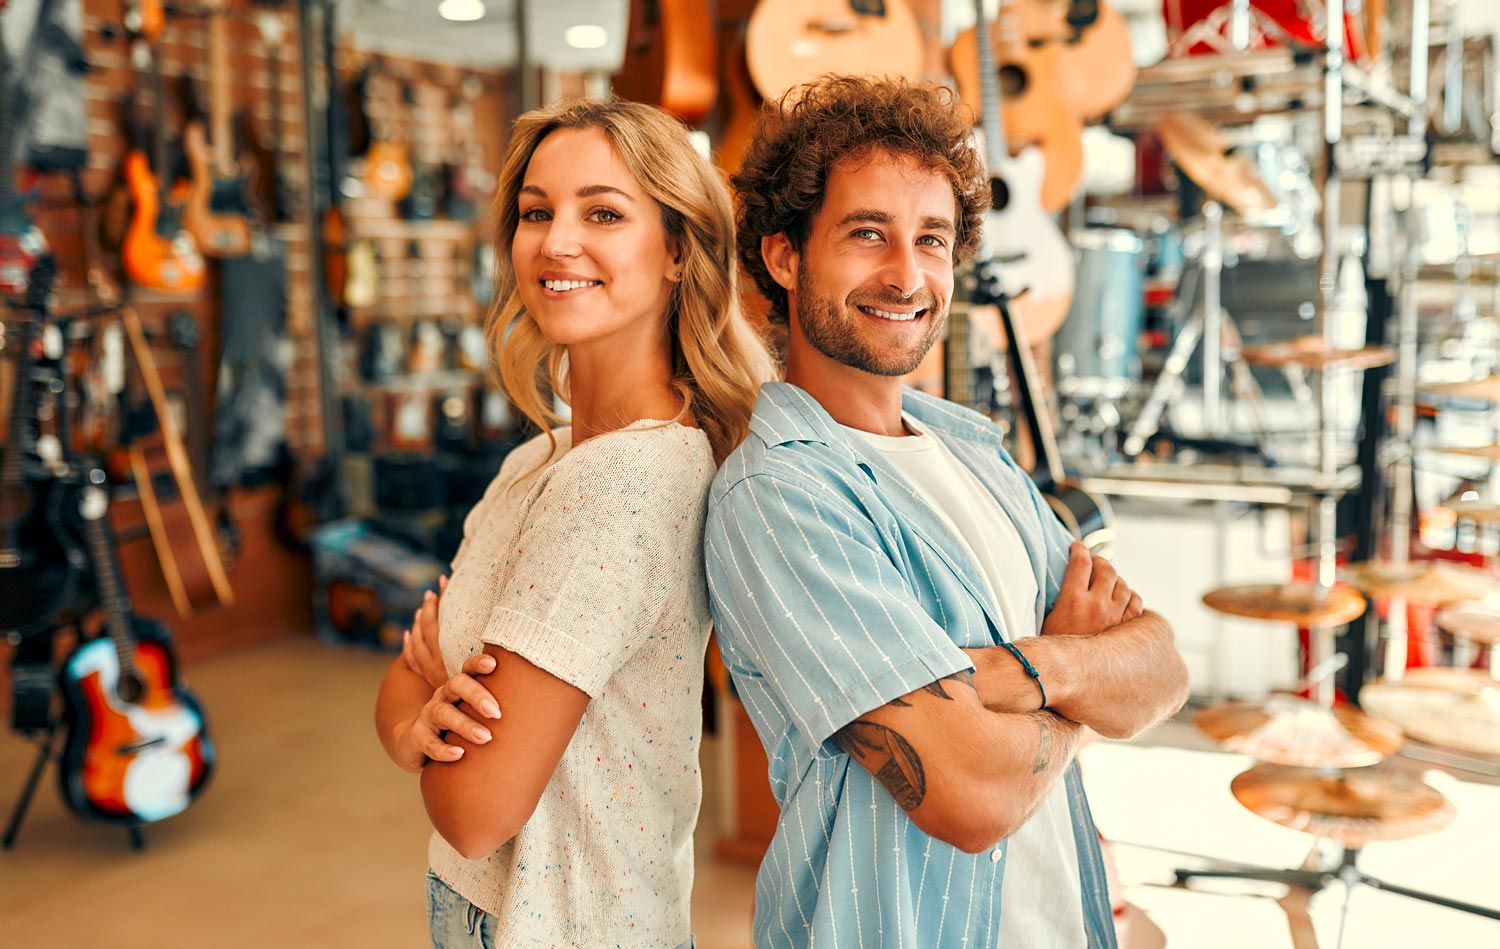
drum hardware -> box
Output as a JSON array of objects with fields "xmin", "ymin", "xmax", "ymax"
[
  {"xmin": 1360, "ymin": 666, "xmax": 1500, "ymax": 757},
  {"xmin": 1433, "ymin": 600, "xmax": 1500, "ymax": 679},
  {"xmin": 1341, "ymin": 559, "xmax": 1500, "ymax": 606}
]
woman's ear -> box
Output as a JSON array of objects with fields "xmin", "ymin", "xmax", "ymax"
[{"xmin": 761, "ymin": 233, "xmax": 797, "ymax": 291}]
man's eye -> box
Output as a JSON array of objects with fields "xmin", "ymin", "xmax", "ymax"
[
  {"xmin": 853, "ymin": 228, "xmax": 881, "ymax": 241},
  {"xmin": 918, "ymin": 235, "xmax": 946, "ymax": 248}
]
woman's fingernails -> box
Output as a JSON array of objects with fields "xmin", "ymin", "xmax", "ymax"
[
  {"xmin": 449, "ymin": 746, "xmax": 465, "ymax": 757},
  {"xmin": 482, "ymin": 701, "xmax": 501, "ymax": 719},
  {"xmin": 473, "ymin": 728, "xmax": 491, "ymax": 742}
]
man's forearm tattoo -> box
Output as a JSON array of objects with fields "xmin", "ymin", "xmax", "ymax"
[
  {"xmin": 834, "ymin": 721, "xmax": 926, "ymax": 811},
  {"xmin": 1031, "ymin": 712, "xmax": 1056, "ymax": 774},
  {"xmin": 889, "ymin": 670, "xmax": 977, "ymax": 707}
]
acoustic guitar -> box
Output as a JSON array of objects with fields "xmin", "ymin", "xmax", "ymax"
[
  {"xmin": 967, "ymin": 0, "xmax": 1112, "ymax": 554},
  {"xmin": 181, "ymin": 0, "xmax": 253, "ymax": 258},
  {"xmin": 965, "ymin": 0, "xmax": 1075, "ymax": 347},
  {"xmin": 614, "ymin": 0, "xmax": 718, "ymax": 124},
  {"xmin": 745, "ymin": 0, "xmax": 923, "ymax": 102},
  {"xmin": 59, "ymin": 477, "xmax": 214, "ymax": 825},
  {"xmin": 360, "ymin": 64, "xmax": 413, "ymax": 203},
  {"xmin": 1040, "ymin": 1, "xmax": 1137, "ymax": 123},
  {"xmin": 120, "ymin": 0, "xmax": 206, "ymax": 294},
  {"xmin": 951, "ymin": 0, "xmax": 1084, "ymax": 213}
]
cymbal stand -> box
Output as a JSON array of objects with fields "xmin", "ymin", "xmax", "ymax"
[{"xmin": 1123, "ymin": 202, "xmax": 1273, "ymax": 457}]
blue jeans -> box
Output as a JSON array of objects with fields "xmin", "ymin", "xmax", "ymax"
[{"xmin": 426, "ymin": 872, "xmax": 694, "ymax": 948}]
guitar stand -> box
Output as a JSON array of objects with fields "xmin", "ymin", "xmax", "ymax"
[
  {"xmin": 3, "ymin": 725, "xmax": 146, "ymax": 852},
  {"xmin": 1174, "ymin": 846, "xmax": 1500, "ymax": 948}
]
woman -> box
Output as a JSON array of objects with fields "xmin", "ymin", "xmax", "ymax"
[{"xmin": 374, "ymin": 97, "xmax": 773, "ymax": 948}]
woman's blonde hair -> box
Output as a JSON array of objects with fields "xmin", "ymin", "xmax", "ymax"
[{"xmin": 488, "ymin": 97, "xmax": 774, "ymax": 463}]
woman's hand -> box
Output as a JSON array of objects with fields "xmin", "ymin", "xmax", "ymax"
[
  {"xmin": 391, "ymin": 651, "xmax": 502, "ymax": 774},
  {"xmin": 402, "ymin": 577, "xmax": 449, "ymax": 690}
]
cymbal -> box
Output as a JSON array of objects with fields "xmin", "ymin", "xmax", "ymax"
[
  {"xmin": 1201, "ymin": 583, "xmax": 1367, "ymax": 626},
  {"xmin": 1360, "ymin": 668, "xmax": 1500, "ymax": 755},
  {"xmin": 1231, "ymin": 764, "xmax": 1456, "ymax": 847},
  {"xmin": 1418, "ymin": 375, "xmax": 1500, "ymax": 404},
  {"xmin": 1342, "ymin": 560, "xmax": 1500, "ymax": 606},
  {"xmin": 1443, "ymin": 499, "xmax": 1500, "ymax": 525},
  {"xmin": 1434, "ymin": 601, "xmax": 1500, "ymax": 644},
  {"xmin": 1238, "ymin": 338, "xmax": 1396, "ymax": 372},
  {"xmin": 1158, "ymin": 112, "xmax": 1277, "ymax": 215},
  {"xmin": 1426, "ymin": 443, "xmax": 1500, "ymax": 461},
  {"xmin": 1194, "ymin": 697, "xmax": 1403, "ymax": 768}
]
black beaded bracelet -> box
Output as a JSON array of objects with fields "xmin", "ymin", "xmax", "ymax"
[{"xmin": 999, "ymin": 641, "xmax": 1047, "ymax": 709}]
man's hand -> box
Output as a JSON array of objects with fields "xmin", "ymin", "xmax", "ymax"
[
  {"xmin": 1040, "ymin": 542, "xmax": 1143, "ymax": 637},
  {"xmin": 403, "ymin": 577, "xmax": 449, "ymax": 690},
  {"xmin": 391, "ymin": 652, "xmax": 502, "ymax": 774}
]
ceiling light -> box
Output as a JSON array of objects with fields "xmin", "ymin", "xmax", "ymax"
[
  {"xmin": 438, "ymin": 0, "xmax": 485, "ymax": 23},
  {"xmin": 564, "ymin": 24, "xmax": 608, "ymax": 50}
]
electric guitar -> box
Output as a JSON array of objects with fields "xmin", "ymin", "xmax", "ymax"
[
  {"xmin": 967, "ymin": 0, "xmax": 1112, "ymax": 553},
  {"xmin": 965, "ymin": 0, "xmax": 1075, "ymax": 346},
  {"xmin": 0, "ymin": 0, "xmax": 53, "ymax": 298},
  {"xmin": 0, "ymin": 256, "xmax": 88, "ymax": 635},
  {"xmin": 181, "ymin": 0, "xmax": 254, "ymax": 258},
  {"xmin": 59, "ymin": 478, "xmax": 214, "ymax": 825},
  {"xmin": 120, "ymin": 0, "xmax": 206, "ymax": 293}
]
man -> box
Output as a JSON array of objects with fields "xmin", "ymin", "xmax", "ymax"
[{"xmin": 704, "ymin": 76, "xmax": 1190, "ymax": 948}]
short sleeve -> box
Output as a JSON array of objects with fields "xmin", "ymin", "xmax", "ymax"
[
  {"xmin": 705, "ymin": 472, "xmax": 970, "ymax": 758},
  {"xmin": 481, "ymin": 433, "xmax": 711, "ymax": 697}
]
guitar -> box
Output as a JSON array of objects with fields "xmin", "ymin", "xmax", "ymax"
[
  {"xmin": 360, "ymin": 64, "xmax": 413, "ymax": 203},
  {"xmin": 398, "ymin": 80, "xmax": 441, "ymax": 222},
  {"xmin": 745, "ymin": 0, "xmax": 923, "ymax": 102},
  {"xmin": 1040, "ymin": 1, "xmax": 1137, "ymax": 123},
  {"xmin": 59, "ymin": 477, "xmax": 214, "ymax": 825},
  {"xmin": 444, "ymin": 75, "xmax": 495, "ymax": 222},
  {"xmin": 967, "ymin": 0, "xmax": 1112, "ymax": 554},
  {"xmin": 0, "ymin": 257, "xmax": 88, "ymax": 636},
  {"xmin": 614, "ymin": 0, "xmax": 718, "ymax": 124},
  {"xmin": 951, "ymin": 0, "xmax": 1084, "ymax": 213},
  {"xmin": 0, "ymin": 1, "xmax": 51, "ymax": 300},
  {"xmin": 181, "ymin": 0, "xmax": 254, "ymax": 258},
  {"xmin": 120, "ymin": 0, "xmax": 206, "ymax": 294},
  {"xmin": 120, "ymin": 306, "xmax": 235, "ymax": 617},
  {"xmin": 253, "ymin": 4, "xmax": 303, "ymax": 224},
  {"xmin": 965, "ymin": 0, "xmax": 1075, "ymax": 347}
]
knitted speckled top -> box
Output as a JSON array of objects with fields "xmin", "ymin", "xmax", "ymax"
[{"xmin": 428, "ymin": 421, "xmax": 714, "ymax": 948}]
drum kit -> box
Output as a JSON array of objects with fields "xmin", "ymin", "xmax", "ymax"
[{"xmin": 1179, "ymin": 558, "xmax": 1500, "ymax": 926}]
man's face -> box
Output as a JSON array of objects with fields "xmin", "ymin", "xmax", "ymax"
[{"xmin": 784, "ymin": 151, "xmax": 957, "ymax": 378}]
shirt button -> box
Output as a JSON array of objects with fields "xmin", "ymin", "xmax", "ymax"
[{"xmin": 990, "ymin": 848, "xmax": 1003, "ymax": 863}]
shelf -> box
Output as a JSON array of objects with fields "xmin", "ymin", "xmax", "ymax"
[
  {"xmin": 1081, "ymin": 460, "xmax": 1363, "ymax": 507},
  {"xmin": 1110, "ymin": 48, "xmax": 1419, "ymax": 132}
]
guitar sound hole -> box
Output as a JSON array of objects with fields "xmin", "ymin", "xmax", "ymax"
[
  {"xmin": 989, "ymin": 177, "xmax": 1011, "ymax": 213},
  {"xmin": 999, "ymin": 65, "xmax": 1027, "ymax": 98},
  {"xmin": 116, "ymin": 672, "xmax": 145, "ymax": 705}
]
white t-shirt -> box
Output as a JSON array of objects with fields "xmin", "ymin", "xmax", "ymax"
[
  {"xmin": 428, "ymin": 421, "xmax": 714, "ymax": 949},
  {"xmin": 847, "ymin": 414, "xmax": 1087, "ymax": 949}
]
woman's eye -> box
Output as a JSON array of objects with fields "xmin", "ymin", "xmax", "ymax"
[
  {"xmin": 519, "ymin": 207, "xmax": 550, "ymax": 222},
  {"xmin": 589, "ymin": 208, "xmax": 623, "ymax": 224}
]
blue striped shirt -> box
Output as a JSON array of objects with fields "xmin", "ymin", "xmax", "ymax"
[{"xmin": 704, "ymin": 382, "xmax": 1115, "ymax": 948}]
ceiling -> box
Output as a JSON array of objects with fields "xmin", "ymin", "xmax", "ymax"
[{"xmin": 342, "ymin": 0, "xmax": 628, "ymax": 71}]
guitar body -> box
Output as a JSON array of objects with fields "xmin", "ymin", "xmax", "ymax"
[
  {"xmin": 984, "ymin": 146, "xmax": 1074, "ymax": 345},
  {"xmin": 0, "ymin": 176, "xmax": 48, "ymax": 297},
  {"xmin": 614, "ymin": 0, "xmax": 718, "ymax": 124},
  {"xmin": 58, "ymin": 616, "xmax": 214, "ymax": 824},
  {"xmin": 1051, "ymin": 3, "xmax": 1136, "ymax": 122},
  {"xmin": 951, "ymin": 7, "xmax": 1084, "ymax": 212},
  {"xmin": 746, "ymin": 0, "xmax": 923, "ymax": 102},
  {"xmin": 0, "ymin": 470, "xmax": 88, "ymax": 634},
  {"xmin": 181, "ymin": 122, "xmax": 252, "ymax": 258},
  {"xmin": 363, "ymin": 141, "xmax": 413, "ymax": 203},
  {"xmin": 1041, "ymin": 478, "xmax": 1115, "ymax": 555},
  {"xmin": 121, "ymin": 151, "xmax": 206, "ymax": 294}
]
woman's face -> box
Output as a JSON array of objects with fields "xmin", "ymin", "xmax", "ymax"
[{"xmin": 511, "ymin": 126, "xmax": 680, "ymax": 351}]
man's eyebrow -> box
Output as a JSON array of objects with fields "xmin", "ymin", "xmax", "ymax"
[
  {"xmin": 835, "ymin": 209, "xmax": 955, "ymax": 234},
  {"xmin": 519, "ymin": 184, "xmax": 637, "ymax": 201}
]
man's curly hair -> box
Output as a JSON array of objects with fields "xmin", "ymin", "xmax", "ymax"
[{"xmin": 731, "ymin": 75, "xmax": 988, "ymax": 326}]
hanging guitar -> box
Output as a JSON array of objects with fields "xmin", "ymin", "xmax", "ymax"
[
  {"xmin": 0, "ymin": 256, "xmax": 90, "ymax": 635},
  {"xmin": 0, "ymin": 0, "xmax": 54, "ymax": 299},
  {"xmin": 967, "ymin": 0, "xmax": 1113, "ymax": 554},
  {"xmin": 59, "ymin": 475, "xmax": 214, "ymax": 825},
  {"xmin": 120, "ymin": 0, "xmax": 206, "ymax": 293},
  {"xmin": 181, "ymin": 0, "xmax": 254, "ymax": 259},
  {"xmin": 745, "ymin": 0, "xmax": 922, "ymax": 103}
]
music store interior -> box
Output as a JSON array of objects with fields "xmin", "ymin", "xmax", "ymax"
[{"xmin": 2, "ymin": 0, "xmax": 1499, "ymax": 945}]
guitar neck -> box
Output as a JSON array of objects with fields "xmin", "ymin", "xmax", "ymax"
[
  {"xmin": 83, "ymin": 488, "xmax": 139, "ymax": 679},
  {"xmin": 973, "ymin": 0, "xmax": 1006, "ymax": 173},
  {"xmin": 206, "ymin": 4, "xmax": 236, "ymax": 180},
  {"xmin": 2, "ymin": 318, "xmax": 35, "ymax": 488},
  {"xmin": 996, "ymin": 292, "xmax": 1064, "ymax": 484}
]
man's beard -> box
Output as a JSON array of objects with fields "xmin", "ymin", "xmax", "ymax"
[{"xmin": 794, "ymin": 266, "xmax": 946, "ymax": 377}]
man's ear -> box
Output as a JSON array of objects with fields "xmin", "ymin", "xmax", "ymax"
[{"xmin": 761, "ymin": 233, "xmax": 798, "ymax": 291}]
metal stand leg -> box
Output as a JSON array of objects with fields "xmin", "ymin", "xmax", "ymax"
[
  {"xmin": 127, "ymin": 824, "xmax": 146, "ymax": 851},
  {"xmin": 2, "ymin": 727, "xmax": 58, "ymax": 849}
]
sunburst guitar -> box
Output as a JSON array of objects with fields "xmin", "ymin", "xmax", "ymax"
[{"xmin": 58, "ymin": 480, "xmax": 214, "ymax": 825}]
